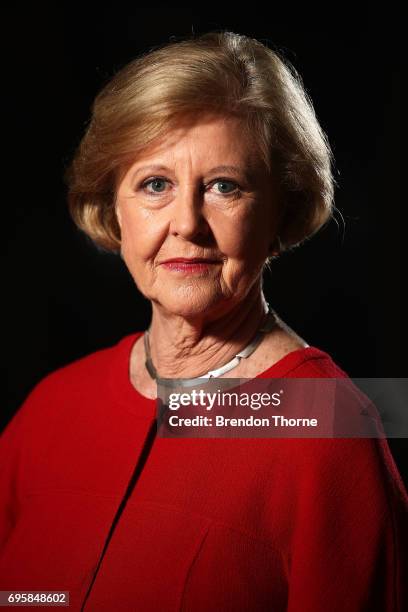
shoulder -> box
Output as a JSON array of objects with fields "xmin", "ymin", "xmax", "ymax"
[
  {"xmin": 2, "ymin": 332, "xmax": 141, "ymax": 435},
  {"xmin": 259, "ymin": 344, "xmax": 350, "ymax": 379},
  {"xmin": 265, "ymin": 313, "xmax": 349, "ymax": 378},
  {"xmin": 33, "ymin": 333, "xmax": 137, "ymax": 396},
  {"xmin": 290, "ymin": 347, "xmax": 350, "ymax": 378}
]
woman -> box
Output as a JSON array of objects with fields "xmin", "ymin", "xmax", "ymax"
[{"xmin": 1, "ymin": 31, "xmax": 407, "ymax": 611}]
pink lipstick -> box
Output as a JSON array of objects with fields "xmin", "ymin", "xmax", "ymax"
[{"xmin": 160, "ymin": 258, "xmax": 221, "ymax": 274}]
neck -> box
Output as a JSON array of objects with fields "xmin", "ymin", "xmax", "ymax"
[{"xmin": 146, "ymin": 285, "xmax": 268, "ymax": 379}]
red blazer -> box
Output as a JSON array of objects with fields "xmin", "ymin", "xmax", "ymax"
[{"xmin": 1, "ymin": 333, "xmax": 407, "ymax": 611}]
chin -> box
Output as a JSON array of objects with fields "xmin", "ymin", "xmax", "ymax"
[{"xmin": 154, "ymin": 284, "xmax": 226, "ymax": 319}]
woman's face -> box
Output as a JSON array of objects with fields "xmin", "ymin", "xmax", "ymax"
[{"xmin": 115, "ymin": 114, "xmax": 279, "ymax": 319}]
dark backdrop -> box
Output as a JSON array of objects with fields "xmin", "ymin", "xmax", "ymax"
[{"xmin": 4, "ymin": 5, "xmax": 406, "ymax": 479}]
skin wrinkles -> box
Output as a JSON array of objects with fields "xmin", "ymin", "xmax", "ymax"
[{"xmin": 115, "ymin": 113, "xmax": 304, "ymax": 392}]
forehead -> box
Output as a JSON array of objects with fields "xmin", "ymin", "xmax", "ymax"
[{"xmin": 125, "ymin": 115, "xmax": 261, "ymax": 173}]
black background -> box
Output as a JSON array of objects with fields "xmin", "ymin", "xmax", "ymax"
[{"xmin": 4, "ymin": 5, "xmax": 407, "ymax": 480}]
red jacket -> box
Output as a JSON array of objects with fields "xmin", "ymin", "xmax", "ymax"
[{"xmin": 1, "ymin": 333, "xmax": 407, "ymax": 611}]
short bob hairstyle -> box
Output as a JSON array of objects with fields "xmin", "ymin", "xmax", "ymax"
[{"xmin": 65, "ymin": 30, "xmax": 336, "ymax": 255}]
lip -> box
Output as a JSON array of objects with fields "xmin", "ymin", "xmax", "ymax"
[
  {"xmin": 160, "ymin": 257, "xmax": 222, "ymax": 274},
  {"xmin": 160, "ymin": 257, "xmax": 221, "ymax": 264}
]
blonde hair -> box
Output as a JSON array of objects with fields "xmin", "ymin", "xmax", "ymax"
[{"xmin": 65, "ymin": 30, "xmax": 336, "ymax": 254}]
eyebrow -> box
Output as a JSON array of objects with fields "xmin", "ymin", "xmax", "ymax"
[{"xmin": 131, "ymin": 164, "xmax": 247, "ymax": 178}]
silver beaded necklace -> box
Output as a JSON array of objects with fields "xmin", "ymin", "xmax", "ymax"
[{"xmin": 143, "ymin": 305, "xmax": 277, "ymax": 388}]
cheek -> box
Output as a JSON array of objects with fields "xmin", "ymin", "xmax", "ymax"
[
  {"xmin": 213, "ymin": 203, "xmax": 271, "ymax": 262},
  {"xmin": 120, "ymin": 206, "xmax": 165, "ymax": 261}
]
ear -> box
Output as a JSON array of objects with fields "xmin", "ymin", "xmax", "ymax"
[{"xmin": 115, "ymin": 199, "xmax": 122, "ymax": 229}]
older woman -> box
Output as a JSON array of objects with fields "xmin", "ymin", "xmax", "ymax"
[{"xmin": 1, "ymin": 31, "xmax": 407, "ymax": 611}]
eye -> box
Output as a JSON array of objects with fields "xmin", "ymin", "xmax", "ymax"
[
  {"xmin": 141, "ymin": 177, "xmax": 169, "ymax": 194},
  {"xmin": 211, "ymin": 180, "xmax": 240, "ymax": 196},
  {"xmin": 140, "ymin": 176, "xmax": 240, "ymax": 198}
]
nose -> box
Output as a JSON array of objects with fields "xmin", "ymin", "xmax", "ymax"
[{"xmin": 169, "ymin": 184, "xmax": 209, "ymax": 240}]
